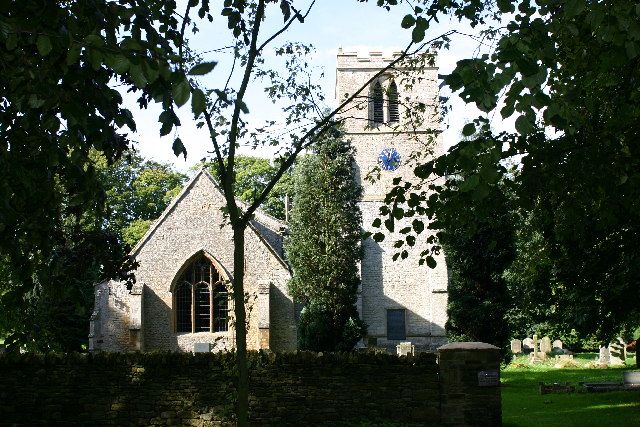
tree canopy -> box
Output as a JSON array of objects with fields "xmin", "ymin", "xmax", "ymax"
[
  {"xmin": 376, "ymin": 0, "xmax": 640, "ymax": 345},
  {"xmin": 286, "ymin": 134, "xmax": 365, "ymax": 351}
]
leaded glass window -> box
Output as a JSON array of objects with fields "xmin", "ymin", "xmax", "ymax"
[
  {"xmin": 176, "ymin": 282, "xmax": 192, "ymax": 332},
  {"xmin": 174, "ymin": 255, "xmax": 228, "ymax": 333},
  {"xmin": 387, "ymin": 309, "xmax": 406, "ymax": 340},
  {"xmin": 213, "ymin": 284, "xmax": 228, "ymax": 332}
]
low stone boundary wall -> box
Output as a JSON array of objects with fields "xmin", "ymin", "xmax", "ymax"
[{"xmin": 0, "ymin": 343, "xmax": 501, "ymax": 426}]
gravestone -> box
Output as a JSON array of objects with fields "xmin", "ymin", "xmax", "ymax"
[
  {"xmin": 540, "ymin": 336, "xmax": 552, "ymax": 354},
  {"xmin": 552, "ymin": 339, "xmax": 563, "ymax": 350},
  {"xmin": 529, "ymin": 335, "xmax": 547, "ymax": 363},
  {"xmin": 511, "ymin": 339, "xmax": 522, "ymax": 354},
  {"xmin": 608, "ymin": 337, "xmax": 626, "ymax": 365},
  {"xmin": 522, "ymin": 337, "xmax": 534, "ymax": 353},
  {"xmin": 396, "ymin": 341, "xmax": 415, "ymax": 356},
  {"xmin": 598, "ymin": 346, "xmax": 610, "ymax": 365}
]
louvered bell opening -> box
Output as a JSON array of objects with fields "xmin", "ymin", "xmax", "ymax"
[
  {"xmin": 388, "ymin": 81, "xmax": 399, "ymax": 123},
  {"xmin": 372, "ymin": 82, "xmax": 384, "ymax": 124}
]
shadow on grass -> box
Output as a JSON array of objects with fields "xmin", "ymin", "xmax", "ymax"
[{"xmin": 502, "ymin": 355, "xmax": 640, "ymax": 426}]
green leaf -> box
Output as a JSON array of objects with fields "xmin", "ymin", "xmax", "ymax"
[
  {"xmin": 36, "ymin": 35, "xmax": 52, "ymax": 56},
  {"xmin": 515, "ymin": 115, "xmax": 534, "ymax": 134},
  {"xmin": 564, "ymin": 0, "xmax": 585, "ymax": 18},
  {"xmin": 372, "ymin": 218, "xmax": 382, "ymax": 228},
  {"xmin": 28, "ymin": 94, "xmax": 45, "ymax": 109},
  {"xmin": 412, "ymin": 219, "xmax": 424, "ymax": 234},
  {"xmin": 401, "ymin": 14, "xmax": 416, "ymax": 29},
  {"xmin": 191, "ymin": 88, "xmax": 207, "ymax": 117},
  {"xmin": 172, "ymin": 78, "xmax": 191, "ymax": 107},
  {"xmin": 412, "ymin": 21, "xmax": 426, "ymax": 43},
  {"xmin": 66, "ymin": 44, "xmax": 81, "ymax": 65},
  {"xmin": 6, "ymin": 33, "xmax": 18, "ymax": 51},
  {"xmin": 280, "ymin": 0, "xmax": 291, "ymax": 22},
  {"xmin": 458, "ymin": 174, "xmax": 479, "ymax": 192},
  {"xmin": 129, "ymin": 64, "xmax": 148, "ymax": 88},
  {"xmin": 188, "ymin": 61, "xmax": 218, "ymax": 76},
  {"xmin": 188, "ymin": 0, "xmax": 199, "ymax": 6},
  {"xmin": 172, "ymin": 138, "xmax": 187, "ymax": 159},
  {"xmin": 111, "ymin": 55, "xmax": 130, "ymax": 74},
  {"xmin": 426, "ymin": 256, "xmax": 437, "ymax": 269},
  {"xmin": 496, "ymin": 0, "xmax": 515, "ymax": 13},
  {"xmin": 160, "ymin": 121, "xmax": 173, "ymax": 137},
  {"xmin": 373, "ymin": 232, "xmax": 385, "ymax": 242},
  {"xmin": 462, "ymin": 123, "xmax": 476, "ymax": 137}
]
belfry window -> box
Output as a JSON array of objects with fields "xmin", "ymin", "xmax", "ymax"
[
  {"xmin": 371, "ymin": 81, "xmax": 384, "ymax": 124},
  {"xmin": 388, "ymin": 81, "xmax": 399, "ymax": 123},
  {"xmin": 175, "ymin": 256, "xmax": 228, "ymax": 333}
]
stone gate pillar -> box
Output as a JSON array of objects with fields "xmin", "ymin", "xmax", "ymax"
[{"xmin": 438, "ymin": 342, "xmax": 502, "ymax": 426}]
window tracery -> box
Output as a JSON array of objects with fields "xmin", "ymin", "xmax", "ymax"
[{"xmin": 175, "ymin": 256, "xmax": 228, "ymax": 333}]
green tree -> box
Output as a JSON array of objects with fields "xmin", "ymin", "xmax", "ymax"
[
  {"xmin": 202, "ymin": 156, "xmax": 293, "ymax": 221},
  {"xmin": 438, "ymin": 176, "xmax": 515, "ymax": 357},
  {"xmin": 3, "ymin": 0, "xmax": 445, "ymax": 422},
  {"xmin": 0, "ymin": 0, "xmax": 185, "ymax": 349},
  {"xmin": 286, "ymin": 135, "xmax": 366, "ymax": 351},
  {"xmin": 94, "ymin": 151, "xmax": 187, "ymax": 246},
  {"xmin": 378, "ymin": 0, "xmax": 640, "ymax": 347}
]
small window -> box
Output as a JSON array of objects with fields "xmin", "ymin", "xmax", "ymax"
[
  {"xmin": 388, "ymin": 81, "xmax": 399, "ymax": 123},
  {"xmin": 371, "ymin": 81, "xmax": 384, "ymax": 124},
  {"xmin": 175, "ymin": 255, "xmax": 228, "ymax": 333},
  {"xmin": 387, "ymin": 309, "xmax": 406, "ymax": 340}
]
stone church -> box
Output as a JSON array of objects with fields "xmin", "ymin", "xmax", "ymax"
[{"xmin": 89, "ymin": 50, "xmax": 448, "ymax": 353}]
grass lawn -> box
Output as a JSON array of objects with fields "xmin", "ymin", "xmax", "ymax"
[{"xmin": 502, "ymin": 353, "xmax": 640, "ymax": 426}]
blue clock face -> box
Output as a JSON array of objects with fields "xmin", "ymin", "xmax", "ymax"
[{"xmin": 378, "ymin": 148, "xmax": 401, "ymax": 171}]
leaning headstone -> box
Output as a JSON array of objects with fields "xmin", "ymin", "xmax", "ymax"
[
  {"xmin": 598, "ymin": 346, "xmax": 610, "ymax": 365},
  {"xmin": 608, "ymin": 337, "xmax": 626, "ymax": 365},
  {"xmin": 511, "ymin": 339, "xmax": 522, "ymax": 354},
  {"xmin": 540, "ymin": 336, "xmax": 552, "ymax": 354},
  {"xmin": 552, "ymin": 339, "xmax": 563, "ymax": 350},
  {"xmin": 522, "ymin": 337, "xmax": 534, "ymax": 353}
]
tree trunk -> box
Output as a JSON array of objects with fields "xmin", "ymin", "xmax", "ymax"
[
  {"xmin": 233, "ymin": 225, "xmax": 248, "ymax": 426},
  {"xmin": 636, "ymin": 336, "xmax": 639, "ymax": 368}
]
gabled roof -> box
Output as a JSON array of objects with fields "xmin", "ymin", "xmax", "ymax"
[{"xmin": 130, "ymin": 168, "xmax": 289, "ymax": 270}]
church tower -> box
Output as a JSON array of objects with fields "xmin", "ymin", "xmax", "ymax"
[{"xmin": 336, "ymin": 49, "xmax": 448, "ymax": 350}]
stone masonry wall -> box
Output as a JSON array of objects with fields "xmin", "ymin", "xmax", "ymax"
[
  {"xmin": 337, "ymin": 50, "xmax": 448, "ymax": 350},
  {"xmin": 0, "ymin": 352, "xmax": 440, "ymax": 426},
  {"xmin": 0, "ymin": 344, "xmax": 502, "ymax": 426},
  {"xmin": 98, "ymin": 170, "xmax": 296, "ymax": 354}
]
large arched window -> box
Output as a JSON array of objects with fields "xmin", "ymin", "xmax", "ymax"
[
  {"xmin": 175, "ymin": 256, "xmax": 229, "ymax": 333},
  {"xmin": 371, "ymin": 81, "xmax": 384, "ymax": 124},
  {"xmin": 388, "ymin": 81, "xmax": 399, "ymax": 123}
]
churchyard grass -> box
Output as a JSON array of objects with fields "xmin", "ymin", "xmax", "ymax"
[{"xmin": 502, "ymin": 354, "xmax": 640, "ymax": 426}]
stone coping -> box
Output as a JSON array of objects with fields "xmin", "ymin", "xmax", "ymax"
[{"xmin": 438, "ymin": 342, "xmax": 500, "ymax": 351}]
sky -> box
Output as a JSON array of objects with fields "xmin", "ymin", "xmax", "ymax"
[{"xmin": 121, "ymin": 1, "xmax": 507, "ymax": 172}]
